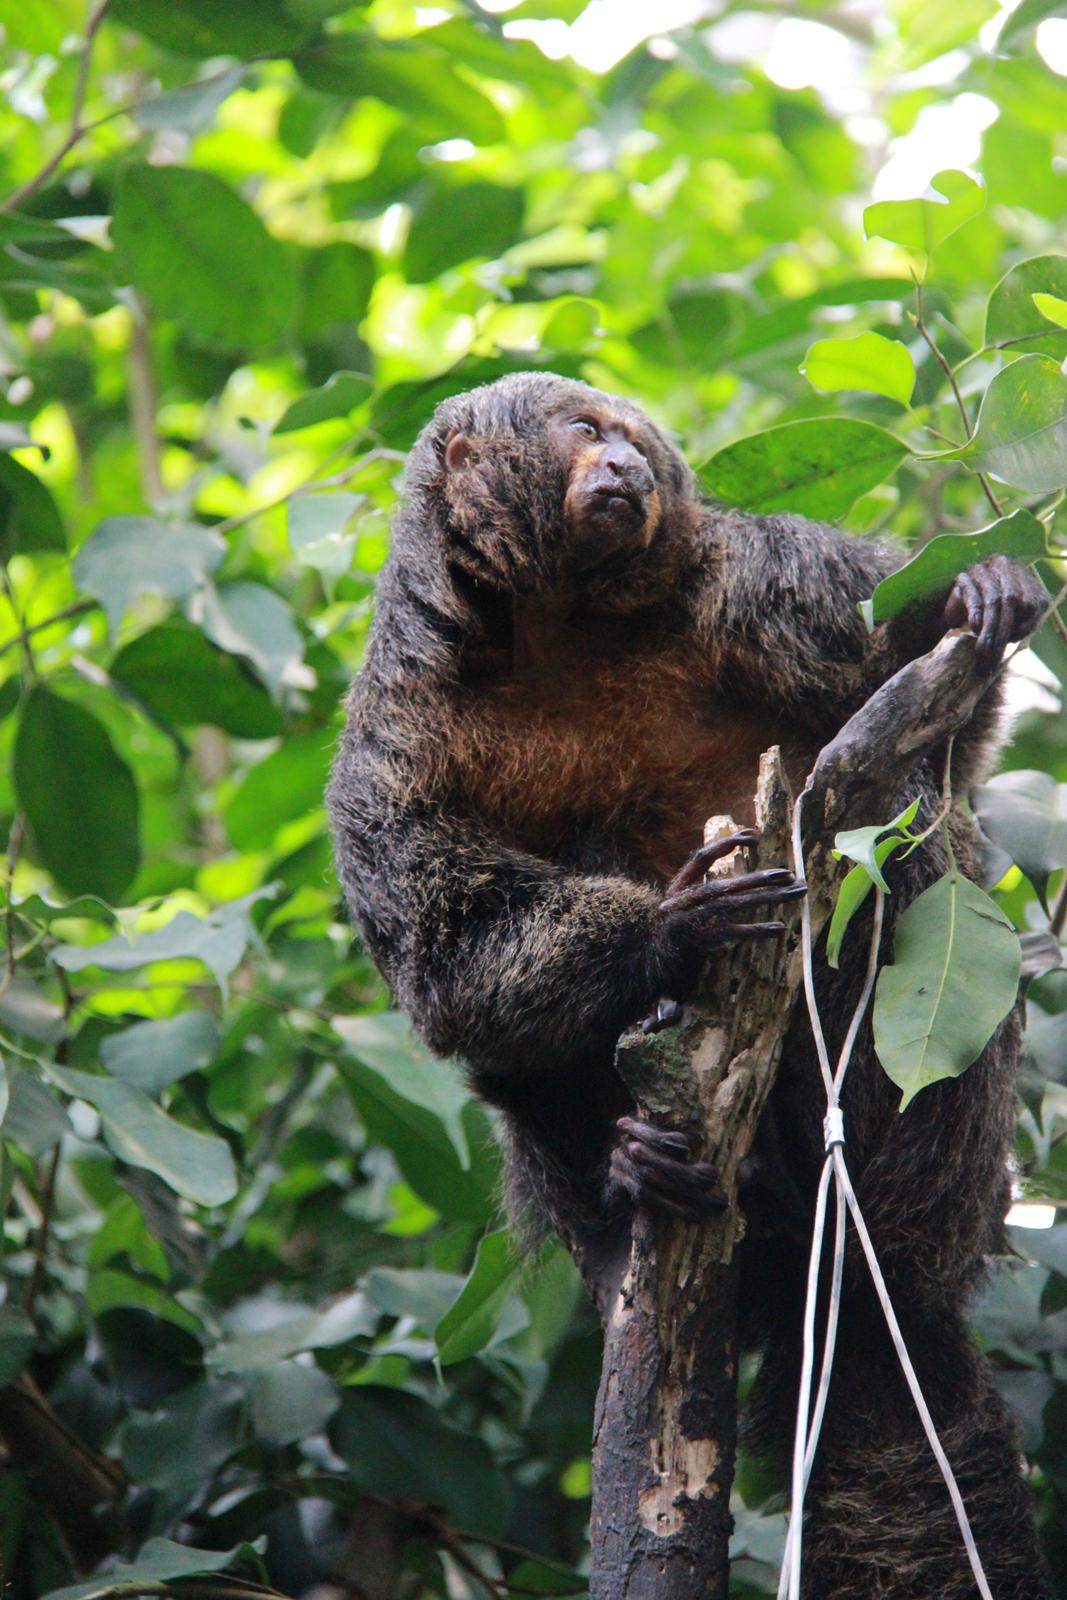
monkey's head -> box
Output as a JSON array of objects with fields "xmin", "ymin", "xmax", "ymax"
[{"xmin": 400, "ymin": 372, "xmax": 699, "ymax": 613}]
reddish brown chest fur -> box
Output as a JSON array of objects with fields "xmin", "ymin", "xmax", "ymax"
[{"xmin": 445, "ymin": 607, "xmax": 810, "ymax": 884}]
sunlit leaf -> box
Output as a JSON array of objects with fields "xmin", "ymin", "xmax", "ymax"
[
  {"xmin": 859, "ymin": 509, "xmax": 1048, "ymax": 628},
  {"xmin": 863, "ymin": 170, "xmax": 986, "ymax": 255},
  {"xmin": 954, "ymin": 355, "xmax": 1067, "ymax": 492},
  {"xmin": 73, "ymin": 517, "xmax": 224, "ymax": 638},
  {"xmin": 986, "ymin": 255, "xmax": 1067, "ymax": 358},
  {"xmin": 801, "ymin": 331, "xmax": 915, "ymax": 405},
  {"xmin": 700, "ymin": 419, "xmax": 908, "ymax": 519}
]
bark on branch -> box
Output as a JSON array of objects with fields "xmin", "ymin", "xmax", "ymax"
[{"xmin": 589, "ymin": 630, "xmax": 996, "ymax": 1600}]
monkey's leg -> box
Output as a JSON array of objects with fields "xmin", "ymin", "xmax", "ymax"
[{"xmin": 800, "ymin": 1297, "xmax": 1048, "ymax": 1600}]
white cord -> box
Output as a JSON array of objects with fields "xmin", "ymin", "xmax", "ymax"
[{"xmin": 777, "ymin": 791, "xmax": 993, "ymax": 1600}]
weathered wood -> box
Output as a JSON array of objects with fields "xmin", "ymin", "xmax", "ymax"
[{"xmin": 588, "ymin": 630, "xmax": 994, "ymax": 1600}]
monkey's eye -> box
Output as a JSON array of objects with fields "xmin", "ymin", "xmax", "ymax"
[{"xmin": 567, "ymin": 417, "xmax": 601, "ymax": 441}]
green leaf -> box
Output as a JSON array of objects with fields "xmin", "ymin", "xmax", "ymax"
[
  {"xmin": 133, "ymin": 67, "xmax": 244, "ymax": 133},
  {"xmin": 872, "ymin": 871, "xmax": 1021, "ymax": 1109},
  {"xmin": 863, "ymin": 170, "xmax": 986, "ymax": 255},
  {"xmin": 100, "ymin": 1013, "xmax": 220, "ymax": 1098},
  {"xmin": 363, "ymin": 1267, "xmax": 466, "ymax": 1329},
  {"xmin": 288, "ymin": 491, "xmax": 361, "ymax": 590},
  {"xmin": 972, "ymin": 770, "xmax": 1067, "ymax": 906},
  {"xmin": 986, "ymin": 256, "xmax": 1067, "ymax": 358},
  {"xmin": 208, "ymin": 1291, "xmax": 377, "ymax": 1372},
  {"xmin": 39, "ymin": 1538, "xmax": 262, "ymax": 1600},
  {"xmin": 700, "ymin": 419, "xmax": 908, "ymax": 520},
  {"xmin": 295, "ymin": 37, "xmax": 506, "ymax": 146},
  {"xmin": 14, "ymin": 688, "xmax": 139, "ymax": 902},
  {"xmin": 833, "ymin": 798, "xmax": 920, "ymax": 889},
  {"xmin": 300, "ymin": 242, "xmax": 376, "ymax": 337},
  {"xmin": 0, "ymin": 455, "xmax": 65, "ymax": 556},
  {"xmin": 404, "ymin": 184, "xmax": 524, "ymax": 282},
  {"xmin": 859, "ymin": 508, "xmax": 1049, "ymax": 629},
  {"xmin": 329, "ymin": 1386, "xmax": 510, "ymax": 1538},
  {"xmin": 111, "ymin": 621, "xmax": 282, "ymax": 739},
  {"xmin": 2, "ymin": 1067, "xmax": 71, "ymax": 1155},
  {"xmin": 188, "ymin": 581, "xmax": 305, "ymax": 697},
  {"xmin": 224, "ymin": 731, "xmax": 332, "ymax": 850},
  {"xmin": 333, "ymin": 1012, "xmax": 471, "ymax": 1168},
  {"xmin": 800, "ymin": 332, "xmax": 915, "ymax": 405},
  {"xmin": 826, "ymin": 846, "xmax": 898, "ymax": 970},
  {"xmin": 119, "ymin": 1381, "xmax": 243, "ymax": 1492},
  {"xmin": 436, "ymin": 1227, "xmax": 523, "ymax": 1365},
  {"xmin": 247, "ymin": 1360, "xmax": 340, "ymax": 1446},
  {"xmin": 0, "ymin": 1305, "xmax": 35, "ymax": 1387},
  {"xmin": 53, "ymin": 890, "xmax": 273, "ymax": 999},
  {"xmin": 47, "ymin": 1065, "xmax": 237, "ymax": 1206},
  {"xmin": 959, "ymin": 355, "xmax": 1067, "ymax": 492},
  {"xmin": 1031, "ymin": 291, "xmax": 1067, "ymax": 331},
  {"xmin": 891, "ymin": 0, "xmax": 998, "ymax": 69},
  {"xmin": 275, "ymin": 372, "xmax": 373, "ymax": 434},
  {"xmin": 112, "ymin": 166, "xmax": 298, "ymax": 349},
  {"xmin": 73, "ymin": 516, "xmax": 225, "ymax": 638},
  {"xmin": 998, "ymin": 0, "xmax": 1067, "ymax": 46},
  {"xmin": 109, "ymin": 0, "xmax": 313, "ymax": 54}
]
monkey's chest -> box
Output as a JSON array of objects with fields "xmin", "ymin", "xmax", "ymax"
[{"xmin": 451, "ymin": 666, "xmax": 798, "ymax": 884}]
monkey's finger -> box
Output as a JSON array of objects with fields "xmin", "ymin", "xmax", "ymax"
[
  {"xmin": 972, "ymin": 565, "xmax": 1004, "ymax": 664},
  {"xmin": 953, "ymin": 569, "xmax": 983, "ymax": 638},
  {"xmin": 696, "ymin": 883, "xmax": 806, "ymax": 917},
  {"xmin": 616, "ymin": 1115, "xmax": 693, "ymax": 1155},
  {"xmin": 725, "ymin": 921, "xmax": 787, "ymax": 941},
  {"xmin": 627, "ymin": 1146, "xmax": 727, "ymax": 1213},
  {"xmin": 660, "ymin": 867, "xmax": 796, "ymax": 915},
  {"xmin": 664, "ymin": 829, "xmax": 758, "ymax": 895}
]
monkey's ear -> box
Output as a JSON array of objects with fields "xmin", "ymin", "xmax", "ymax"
[{"xmin": 444, "ymin": 429, "xmax": 472, "ymax": 472}]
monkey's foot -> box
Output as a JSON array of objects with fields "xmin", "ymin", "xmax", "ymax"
[{"xmin": 610, "ymin": 1116, "xmax": 726, "ymax": 1220}]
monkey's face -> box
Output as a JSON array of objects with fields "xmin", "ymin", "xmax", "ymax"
[{"xmin": 411, "ymin": 373, "xmax": 697, "ymax": 610}]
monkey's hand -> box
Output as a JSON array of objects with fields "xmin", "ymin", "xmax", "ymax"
[
  {"xmin": 609, "ymin": 1116, "xmax": 727, "ymax": 1220},
  {"xmin": 942, "ymin": 555, "xmax": 1046, "ymax": 667},
  {"xmin": 641, "ymin": 829, "xmax": 805, "ymax": 1032}
]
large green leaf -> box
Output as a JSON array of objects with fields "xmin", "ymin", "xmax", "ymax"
[
  {"xmin": 133, "ymin": 67, "xmax": 244, "ymax": 134},
  {"xmin": 404, "ymin": 184, "xmax": 525, "ymax": 282},
  {"xmin": 972, "ymin": 770, "xmax": 1067, "ymax": 906},
  {"xmin": 800, "ymin": 331, "xmax": 915, "ymax": 405},
  {"xmin": 436, "ymin": 1227, "xmax": 524, "ymax": 1366},
  {"xmin": 208, "ymin": 1291, "xmax": 377, "ymax": 1372},
  {"xmin": 112, "ymin": 166, "xmax": 299, "ymax": 348},
  {"xmin": 0, "ymin": 456, "xmax": 65, "ymax": 556},
  {"xmin": 224, "ymin": 731, "xmax": 333, "ymax": 850},
  {"xmin": 700, "ymin": 419, "xmax": 908, "ymax": 519},
  {"xmin": 872, "ymin": 871, "xmax": 1021, "ymax": 1109},
  {"xmin": 986, "ymin": 255, "xmax": 1067, "ymax": 359},
  {"xmin": 73, "ymin": 516, "xmax": 224, "ymax": 637},
  {"xmin": 859, "ymin": 509, "xmax": 1049, "ymax": 628},
  {"xmin": 330, "ymin": 1386, "xmax": 510, "ymax": 1538},
  {"xmin": 958, "ymin": 355, "xmax": 1067, "ymax": 492},
  {"xmin": 295, "ymin": 37, "xmax": 506, "ymax": 146},
  {"xmin": 188, "ymin": 581, "xmax": 305, "ymax": 697},
  {"xmin": 111, "ymin": 621, "xmax": 282, "ymax": 738},
  {"xmin": 13, "ymin": 688, "xmax": 139, "ymax": 902},
  {"xmin": 247, "ymin": 1360, "xmax": 340, "ymax": 1446},
  {"xmin": 39, "ymin": 1538, "xmax": 261, "ymax": 1600},
  {"xmin": 100, "ymin": 1012, "xmax": 220, "ymax": 1098},
  {"xmin": 333, "ymin": 1012, "xmax": 471, "ymax": 1168},
  {"xmin": 47, "ymin": 1065, "xmax": 237, "ymax": 1206},
  {"xmin": 276, "ymin": 374, "xmax": 373, "ymax": 434},
  {"xmin": 109, "ymin": 0, "xmax": 314, "ymax": 54},
  {"xmin": 53, "ymin": 891, "xmax": 272, "ymax": 998},
  {"xmin": 863, "ymin": 170, "xmax": 986, "ymax": 255}
]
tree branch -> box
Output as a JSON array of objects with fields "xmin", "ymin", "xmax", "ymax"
[{"xmin": 589, "ymin": 630, "xmax": 998, "ymax": 1600}]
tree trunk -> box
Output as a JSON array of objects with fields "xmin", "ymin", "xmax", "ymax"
[{"xmin": 588, "ymin": 631, "xmax": 999, "ymax": 1599}]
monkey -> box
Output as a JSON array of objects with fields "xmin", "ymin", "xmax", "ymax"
[{"xmin": 326, "ymin": 371, "xmax": 1050, "ymax": 1598}]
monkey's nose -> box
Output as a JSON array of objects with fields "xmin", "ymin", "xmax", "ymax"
[{"xmin": 602, "ymin": 441, "xmax": 648, "ymax": 480}]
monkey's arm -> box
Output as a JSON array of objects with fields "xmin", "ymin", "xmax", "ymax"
[
  {"xmin": 328, "ymin": 734, "xmax": 796, "ymax": 1084},
  {"xmin": 704, "ymin": 508, "xmax": 1044, "ymax": 747}
]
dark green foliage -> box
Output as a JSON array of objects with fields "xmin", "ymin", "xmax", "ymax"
[{"xmin": 0, "ymin": 3, "xmax": 1065, "ymax": 1597}]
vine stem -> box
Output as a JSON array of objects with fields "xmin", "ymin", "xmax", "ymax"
[{"xmin": 0, "ymin": 0, "xmax": 112, "ymax": 217}]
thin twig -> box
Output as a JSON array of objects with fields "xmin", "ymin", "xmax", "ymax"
[
  {"xmin": 24, "ymin": 1143, "xmax": 60, "ymax": 1321},
  {"xmin": 0, "ymin": 598, "xmax": 98, "ymax": 659},
  {"xmin": 0, "ymin": 0, "xmax": 112, "ymax": 216},
  {"xmin": 911, "ymin": 286, "xmax": 1003, "ymax": 519}
]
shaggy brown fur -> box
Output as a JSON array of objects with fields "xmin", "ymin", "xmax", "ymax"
[{"xmin": 327, "ymin": 371, "xmax": 1049, "ymax": 1598}]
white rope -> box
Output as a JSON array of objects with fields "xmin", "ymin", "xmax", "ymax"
[{"xmin": 777, "ymin": 790, "xmax": 994, "ymax": 1600}]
